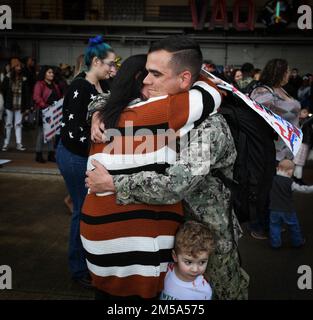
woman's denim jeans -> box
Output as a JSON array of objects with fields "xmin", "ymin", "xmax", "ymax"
[
  {"xmin": 56, "ymin": 141, "xmax": 88, "ymax": 279},
  {"xmin": 269, "ymin": 210, "xmax": 304, "ymax": 248}
]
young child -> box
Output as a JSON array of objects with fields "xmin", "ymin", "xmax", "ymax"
[
  {"xmin": 160, "ymin": 220, "xmax": 215, "ymax": 300},
  {"xmin": 269, "ymin": 159, "xmax": 313, "ymax": 248}
]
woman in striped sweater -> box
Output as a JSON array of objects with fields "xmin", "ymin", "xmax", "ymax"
[{"xmin": 81, "ymin": 53, "xmax": 221, "ymax": 299}]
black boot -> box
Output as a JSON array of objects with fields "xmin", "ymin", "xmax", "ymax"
[
  {"xmin": 48, "ymin": 151, "xmax": 56, "ymax": 162},
  {"xmin": 35, "ymin": 152, "xmax": 46, "ymax": 163}
]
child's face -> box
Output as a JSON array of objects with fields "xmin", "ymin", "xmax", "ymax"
[{"xmin": 172, "ymin": 250, "xmax": 209, "ymax": 282}]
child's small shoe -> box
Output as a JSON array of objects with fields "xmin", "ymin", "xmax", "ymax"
[{"xmin": 250, "ymin": 231, "xmax": 268, "ymax": 240}]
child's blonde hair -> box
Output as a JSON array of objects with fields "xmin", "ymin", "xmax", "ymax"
[{"xmin": 174, "ymin": 220, "xmax": 215, "ymax": 257}]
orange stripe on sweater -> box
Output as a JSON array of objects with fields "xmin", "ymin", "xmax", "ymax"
[
  {"xmin": 118, "ymin": 100, "xmax": 169, "ymax": 127},
  {"xmin": 81, "ymin": 218, "xmax": 182, "ymax": 241}
]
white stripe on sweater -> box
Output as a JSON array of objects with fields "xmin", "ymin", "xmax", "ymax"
[
  {"xmin": 127, "ymin": 95, "xmax": 168, "ymax": 108},
  {"xmin": 178, "ymin": 81, "xmax": 221, "ymax": 137},
  {"xmin": 179, "ymin": 88, "xmax": 203, "ymax": 137},
  {"xmin": 87, "ymin": 146, "xmax": 177, "ymax": 171},
  {"xmin": 87, "ymin": 260, "xmax": 169, "ymax": 278},
  {"xmin": 81, "ymin": 235, "xmax": 175, "ymax": 255},
  {"xmin": 193, "ymin": 80, "xmax": 222, "ymax": 113}
]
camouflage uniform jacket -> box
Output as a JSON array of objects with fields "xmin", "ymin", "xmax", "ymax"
[{"xmin": 113, "ymin": 113, "xmax": 242, "ymax": 254}]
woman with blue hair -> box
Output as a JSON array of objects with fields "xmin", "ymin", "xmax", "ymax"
[{"xmin": 56, "ymin": 35, "xmax": 115, "ymax": 288}]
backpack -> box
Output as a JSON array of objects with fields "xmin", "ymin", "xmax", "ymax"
[
  {"xmin": 213, "ymin": 86, "xmax": 277, "ymax": 224},
  {"xmin": 247, "ymin": 83, "xmax": 276, "ymax": 99}
]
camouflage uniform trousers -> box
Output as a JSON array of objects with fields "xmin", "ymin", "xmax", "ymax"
[{"xmin": 205, "ymin": 246, "xmax": 249, "ymax": 300}]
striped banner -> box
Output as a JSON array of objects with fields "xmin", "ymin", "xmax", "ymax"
[{"xmin": 42, "ymin": 98, "xmax": 64, "ymax": 142}]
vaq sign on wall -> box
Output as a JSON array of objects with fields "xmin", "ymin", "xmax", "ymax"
[{"xmin": 190, "ymin": 0, "xmax": 313, "ymax": 31}]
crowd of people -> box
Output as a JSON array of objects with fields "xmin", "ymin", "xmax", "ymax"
[
  {"xmin": 1, "ymin": 34, "xmax": 313, "ymax": 300},
  {"xmin": 0, "ymin": 57, "xmax": 75, "ymax": 156}
]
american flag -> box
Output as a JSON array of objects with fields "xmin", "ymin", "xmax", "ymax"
[{"xmin": 42, "ymin": 98, "xmax": 64, "ymax": 142}]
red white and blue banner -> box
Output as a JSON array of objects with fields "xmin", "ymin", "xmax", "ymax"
[
  {"xmin": 203, "ymin": 70, "xmax": 303, "ymax": 157},
  {"xmin": 42, "ymin": 98, "xmax": 64, "ymax": 142}
]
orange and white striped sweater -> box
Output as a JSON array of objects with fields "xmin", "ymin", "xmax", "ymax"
[{"xmin": 81, "ymin": 77, "xmax": 221, "ymax": 299}]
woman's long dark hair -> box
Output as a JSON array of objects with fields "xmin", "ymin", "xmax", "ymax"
[
  {"xmin": 100, "ymin": 54, "xmax": 147, "ymax": 129},
  {"xmin": 259, "ymin": 59, "xmax": 288, "ymax": 88},
  {"xmin": 37, "ymin": 65, "xmax": 54, "ymax": 81}
]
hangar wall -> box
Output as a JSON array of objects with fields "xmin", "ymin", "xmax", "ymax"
[{"xmin": 9, "ymin": 39, "xmax": 313, "ymax": 73}]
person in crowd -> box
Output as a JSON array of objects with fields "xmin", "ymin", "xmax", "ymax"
[
  {"xmin": 59, "ymin": 63, "xmax": 73, "ymax": 86},
  {"xmin": 253, "ymin": 68, "xmax": 262, "ymax": 81},
  {"xmin": 85, "ymin": 35, "xmax": 249, "ymax": 300},
  {"xmin": 284, "ymin": 67, "xmax": 303, "ymax": 99},
  {"xmin": 249, "ymin": 58, "xmax": 300, "ymax": 240},
  {"xmin": 222, "ymin": 65, "xmax": 233, "ymax": 82},
  {"xmin": 307, "ymin": 73, "xmax": 313, "ymax": 113},
  {"xmin": 0, "ymin": 87, "xmax": 4, "ymax": 122},
  {"xmin": 74, "ymin": 54, "xmax": 85, "ymax": 77},
  {"xmin": 1, "ymin": 58, "xmax": 31, "ymax": 151},
  {"xmin": 160, "ymin": 220, "xmax": 214, "ymax": 300},
  {"xmin": 56, "ymin": 35, "xmax": 115, "ymax": 288},
  {"xmin": 297, "ymin": 75, "xmax": 311, "ymax": 109},
  {"xmin": 105, "ymin": 55, "xmax": 121, "ymax": 88},
  {"xmin": 293, "ymin": 108, "xmax": 313, "ymax": 185},
  {"xmin": 0, "ymin": 63, "xmax": 10, "ymax": 83},
  {"xmin": 54, "ymin": 66, "xmax": 69, "ymax": 97},
  {"xmin": 53, "ymin": 65, "xmax": 72, "ymax": 212},
  {"xmin": 21, "ymin": 57, "xmax": 37, "ymax": 130},
  {"xmin": 250, "ymin": 59, "xmax": 301, "ymax": 162},
  {"xmin": 269, "ymin": 159, "xmax": 313, "ymax": 248},
  {"xmin": 33, "ymin": 65, "xmax": 62, "ymax": 162},
  {"xmin": 230, "ymin": 68, "xmax": 243, "ymax": 88},
  {"xmin": 237, "ymin": 62, "xmax": 254, "ymax": 92},
  {"xmin": 23, "ymin": 56, "xmax": 37, "ymax": 93},
  {"xmin": 202, "ymin": 59, "xmax": 217, "ymax": 74}
]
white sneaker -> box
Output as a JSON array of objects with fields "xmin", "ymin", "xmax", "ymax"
[
  {"xmin": 16, "ymin": 144, "xmax": 26, "ymax": 151},
  {"xmin": 2, "ymin": 144, "xmax": 8, "ymax": 151}
]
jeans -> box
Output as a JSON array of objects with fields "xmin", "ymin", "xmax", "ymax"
[
  {"xmin": 56, "ymin": 140, "xmax": 88, "ymax": 279},
  {"xmin": 4, "ymin": 109, "xmax": 23, "ymax": 145},
  {"xmin": 269, "ymin": 210, "xmax": 304, "ymax": 248}
]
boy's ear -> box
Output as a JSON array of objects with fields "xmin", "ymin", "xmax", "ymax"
[{"xmin": 172, "ymin": 249, "xmax": 178, "ymax": 263}]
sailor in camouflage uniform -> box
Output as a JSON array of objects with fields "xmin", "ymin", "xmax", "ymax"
[{"xmin": 86, "ymin": 36, "xmax": 249, "ymax": 299}]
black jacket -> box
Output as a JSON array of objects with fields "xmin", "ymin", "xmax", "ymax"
[
  {"xmin": 60, "ymin": 72, "xmax": 109, "ymax": 157},
  {"xmin": 1, "ymin": 75, "xmax": 31, "ymax": 113}
]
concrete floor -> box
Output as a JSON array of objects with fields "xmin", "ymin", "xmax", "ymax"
[
  {"xmin": 0, "ymin": 173, "xmax": 93, "ymax": 300},
  {"xmin": 0, "ymin": 168, "xmax": 313, "ymax": 300}
]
